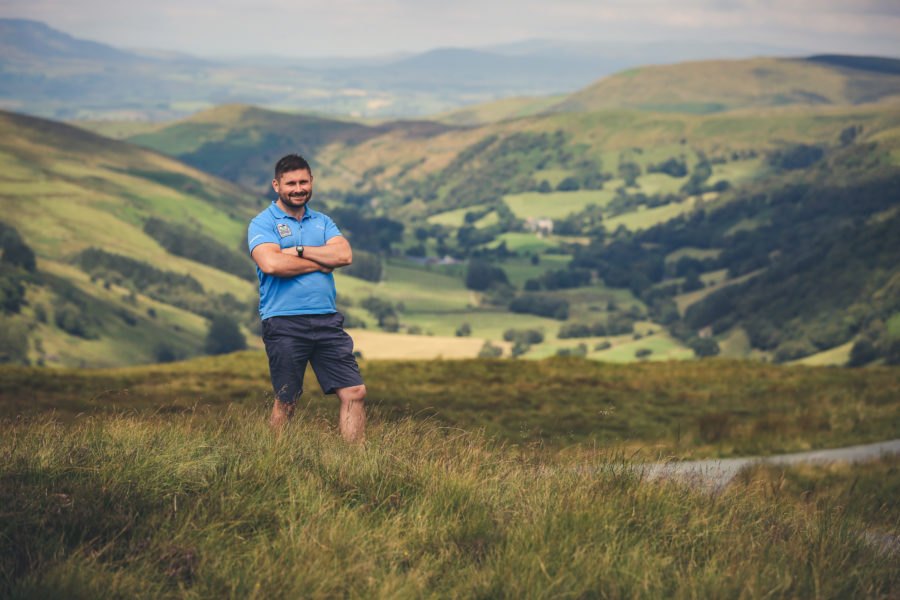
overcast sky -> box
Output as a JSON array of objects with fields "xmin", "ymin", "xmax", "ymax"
[{"xmin": 3, "ymin": 0, "xmax": 899, "ymax": 59}]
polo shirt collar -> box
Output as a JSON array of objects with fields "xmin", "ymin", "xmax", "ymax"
[{"xmin": 268, "ymin": 201, "xmax": 317, "ymax": 222}]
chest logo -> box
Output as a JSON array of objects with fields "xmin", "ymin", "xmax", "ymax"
[{"xmin": 276, "ymin": 223, "xmax": 292, "ymax": 238}]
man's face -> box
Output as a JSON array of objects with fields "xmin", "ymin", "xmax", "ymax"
[{"xmin": 273, "ymin": 168, "xmax": 313, "ymax": 209}]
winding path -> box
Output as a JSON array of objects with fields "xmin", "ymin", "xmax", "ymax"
[{"xmin": 639, "ymin": 439, "xmax": 900, "ymax": 492}]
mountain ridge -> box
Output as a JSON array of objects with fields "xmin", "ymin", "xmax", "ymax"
[{"xmin": 0, "ymin": 18, "xmax": 856, "ymax": 121}]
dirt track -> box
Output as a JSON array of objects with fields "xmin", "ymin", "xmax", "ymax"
[{"xmin": 640, "ymin": 439, "xmax": 900, "ymax": 491}]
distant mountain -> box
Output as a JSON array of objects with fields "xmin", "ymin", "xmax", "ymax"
[
  {"xmin": 0, "ymin": 18, "xmax": 851, "ymax": 122},
  {"xmin": 0, "ymin": 18, "xmax": 141, "ymax": 63}
]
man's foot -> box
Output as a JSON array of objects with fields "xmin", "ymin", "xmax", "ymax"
[{"xmin": 269, "ymin": 400, "xmax": 295, "ymax": 430}]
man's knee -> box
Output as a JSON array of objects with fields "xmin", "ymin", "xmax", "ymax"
[{"xmin": 339, "ymin": 384, "xmax": 366, "ymax": 403}]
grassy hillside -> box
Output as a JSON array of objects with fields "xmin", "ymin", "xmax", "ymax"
[
  {"xmin": 429, "ymin": 56, "xmax": 900, "ymax": 125},
  {"xmin": 3, "ymin": 409, "xmax": 898, "ymax": 599},
  {"xmin": 14, "ymin": 61, "xmax": 900, "ymax": 368},
  {"xmin": 115, "ymin": 100, "xmax": 900, "ymax": 366},
  {"xmin": 2, "ymin": 354, "xmax": 898, "ymax": 597},
  {"xmin": 0, "ymin": 110, "xmax": 263, "ymax": 367},
  {"xmin": 121, "ymin": 104, "xmax": 456, "ymax": 192},
  {"xmin": 3, "ymin": 354, "xmax": 898, "ymax": 457},
  {"xmin": 548, "ymin": 56, "xmax": 900, "ymax": 115}
]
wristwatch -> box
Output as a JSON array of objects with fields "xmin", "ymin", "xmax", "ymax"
[{"xmin": 296, "ymin": 245, "xmax": 304, "ymax": 257}]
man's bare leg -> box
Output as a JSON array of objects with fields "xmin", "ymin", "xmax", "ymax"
[
  {"xmin": 337, "ymin": 385, "xmax": 366, "ymax": 443},
  {"xmin": 270, "ymin": 400, "xmax": 296, "ymax": 430}
]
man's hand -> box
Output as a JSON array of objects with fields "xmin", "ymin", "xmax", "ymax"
[
  {"xmin": 253, "ymin": 243, "xmax": 332, "ymax": 277},
  {"xmin": 279, "ymin": 246, "xmax": 333, "ymax": 273},
  {"xmin": 299, "ymin": 236, "xmax": 353, "ymax": 269}
]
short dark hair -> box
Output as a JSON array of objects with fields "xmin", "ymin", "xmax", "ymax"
[{"xmin": 274, "ymin": 154, "xmax": 312, "ymax": 180}]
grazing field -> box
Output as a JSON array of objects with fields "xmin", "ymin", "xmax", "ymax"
[
  {"xmin": 503, "ymin": 188, "xmax": 619, "ymax": 220},
  {"xmin": 347, "ymin": 330, "xmax": 507, "ymax": 360}
]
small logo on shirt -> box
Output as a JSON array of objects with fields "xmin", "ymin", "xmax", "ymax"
[
  {"xmin": 277, "ymin": 223, "xmax": 292, "ymax": 238},
  {"xmin": 316, "ymin": 225, "xmax": 325, "ymax": 230}
]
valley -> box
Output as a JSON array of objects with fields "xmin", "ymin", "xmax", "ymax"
[{"xmin": 1, "ymin": 52, "xmax": 899, "ymax": 368}]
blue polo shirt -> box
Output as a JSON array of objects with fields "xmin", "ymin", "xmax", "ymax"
[{"xmin": 248, "ymin": 203, "xmax": 343, "ymax": 319}]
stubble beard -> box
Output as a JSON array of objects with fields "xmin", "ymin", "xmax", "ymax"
[{"xmin": 280, "ymin": 190, "xmax": 311, "ymax": 209}]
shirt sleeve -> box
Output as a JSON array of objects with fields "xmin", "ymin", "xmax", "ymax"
[{"xmin": 247, "ymin": 216, "xmax": 280, "ymax": 255}]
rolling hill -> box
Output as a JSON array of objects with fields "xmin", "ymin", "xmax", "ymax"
[
  {"xmin": 116, "ymin": 91, "xmax": 900, "ymax": 366},
  {"xmin": 549, "ymin": 56, "xmax": 900, "ymax": 114},
  {"xmin": 0, "ymin": 110, "xmax": 263, "ymax": 367},
  {"xmin": 125, "ymin": 104, "xmax": 455, "ymax": 191},
  {"xmin": 434, "ymin": 56, "xmax": 900, "ymax": 124},
  {"xmin": 6, "ymin": 49, "xmax": 900, "ymax": 368}
]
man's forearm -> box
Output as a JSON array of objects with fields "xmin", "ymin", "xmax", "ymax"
[
  {"xmin": 263, "ymin": 251, "xmax": 333, "ymax": 277},
  {"xmin": 282, "ymin": 243, "xmax": 352, "ymax": 269}
]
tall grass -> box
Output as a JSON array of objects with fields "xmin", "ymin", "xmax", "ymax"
[
  {"xmin": 2, "ymin": 407, "xmax": 897, "ymax": 598},
  {"xmin": 2, "ymin": 356, "xmax": 899, "ymax": 459}
]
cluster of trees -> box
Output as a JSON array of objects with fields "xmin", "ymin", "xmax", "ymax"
[
  {"xmin": 678, "ymin": 173, "xmax": 900, "ymax": 362},
  {"xmin": 557, "ymin": 313, "xmax": 636, "ymax": 339},
  {"xmin": 508, "ymin": 294, "xmax": 569, "ymax": 320},
  {"xmin": 143, "ymin": 218, "xmax": 255, "ymax": 282},
  {"xmin": 344, "ymin": 249, "xmax": 382, "ymax": 282},
  {"xmin": 329, "ymin": 207, "xmax": 404, "ymax": 254},
  {"xmin": 606, "ymin": 191, "xmax": 679, "ymax": 218},
  {"xmin": 0, "ymin": 222, "xmax": 36, "ymax": 315},
  {"xmin": 647, "ymin": 157, "xmax": 688, "ymax": 177},
  {"xmin": 402, "ymin": 130, "xmax": 595, "ymax": 216},
  {"xmin": 204, "ymin": 314, "xmax": 247, "ymax": 355},
  {"xmin": 465, "ymin": 259, "xmax": 510, "ymax": 292},
  {"xmin": 72, "ymin": 248, "xmax": 248, "ymax": 322},
  {"xmin": 503, "ymin": 327, "xmax": 544, "ymax": 357},
  {"xmin": 360, "ymin": 296, "xmax": 400, "ymax": 332},
  {"xmin": 0, "ymin": 223, "xmax": 36, "ymax": 363},
  {"xmin": 524, "ymin": 268, "xmax": 591, "ymax": 291},
  {"xmin": 768, "ymin": 144, "xmax": 824, "ymax": 171}
]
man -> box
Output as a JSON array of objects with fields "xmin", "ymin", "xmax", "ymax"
[{"xmin": 248, "ymin": 154, "xmax": 366, "ymax": 441}]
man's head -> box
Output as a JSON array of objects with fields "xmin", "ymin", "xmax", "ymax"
[{"xmin": 273, "ymin": 154, "xmax": 314, "ymax": 211}]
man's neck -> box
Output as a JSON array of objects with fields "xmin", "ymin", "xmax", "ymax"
[{"xmin": 276, "ymin": 200, "xmax": 307, "ymax": 220}]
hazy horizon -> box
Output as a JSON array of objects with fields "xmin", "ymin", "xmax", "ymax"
[{"xmin": 1, "ymin": 1, "xmax": 898, "ymax": 60}]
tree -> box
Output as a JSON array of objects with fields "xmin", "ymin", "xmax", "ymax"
[
  {"xmin": 557, "ymin": 176, "xmax": 581, "ymax": 191},
  {"xmin": 465, "ymin": 259, "xmax": 509, "ymax": 291},
  {"xmin": 618, "ymin": 161, "xmax": 641, "ymax": 187},
  {"xmin": 0, "ymin": 316, "xmax": 29, "ymax": 364},
  {"xmin": 205, "ymin": 314, "xmax": 247, "ymax": 355},
  {"xmin": 689, "ymin": 337, "xmax": 720, "ymax": 358},
  {"xmin": 478, "ymin": 340, "xmax": 503, "ymax": 358},
  {"xmin": 344, "ymin": 249, "xmax": 383, "ymax": 282}
]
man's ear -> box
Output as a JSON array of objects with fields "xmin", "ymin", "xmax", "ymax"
[{"xmin": 272, "ymin": 178, "xmax": 279, "ymax": 192}]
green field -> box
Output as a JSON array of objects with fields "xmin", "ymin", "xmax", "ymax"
[
  {"xmin": 604, "ymin": 196, "xmax": 703, "ymax": 232},
  {"xmin": 426, "ymin": 207, "xmax": 499, "ymax": 228},
  {"xmin": 503, "ymin": 189, "xmax": 619, "ymax": 220}
]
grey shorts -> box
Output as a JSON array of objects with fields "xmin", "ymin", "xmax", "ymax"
[{"xmin": 261, "ymin": 312, "xmax": 364, "ymax": 403}]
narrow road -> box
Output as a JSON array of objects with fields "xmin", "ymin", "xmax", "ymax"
[{"xmin": 639, "ymin": 439, "xmax": 900, "ymax": 491}]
